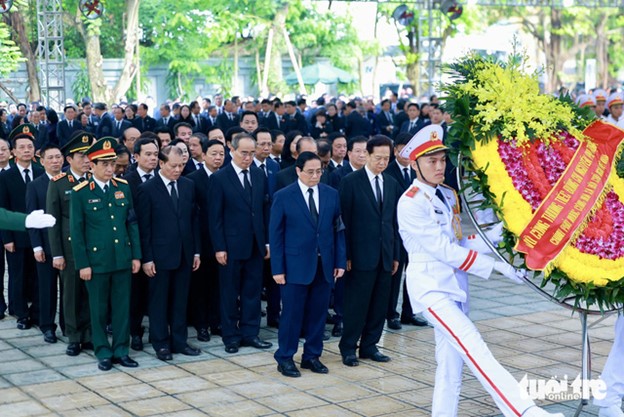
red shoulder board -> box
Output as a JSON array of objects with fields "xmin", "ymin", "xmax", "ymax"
[{"xmin": 406, "ymin": 186, "xmax": 419, "ymax": 198}]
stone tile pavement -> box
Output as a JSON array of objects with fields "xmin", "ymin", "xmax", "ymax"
[{"xmin": 0, "ymin": 235, "xmax": 620, "ymax": 417}]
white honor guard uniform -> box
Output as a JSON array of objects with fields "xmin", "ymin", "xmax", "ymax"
[
  {"xmin": 605, "ymin": 93, "xmax": 624, "ymax": 129},
  {"xmin": 594, "ymin": 315, "xmax": 624, "ymax": 417},
  {"xmin": 397, "ymin": 125, "xmax": 563, "ymax": 417}
]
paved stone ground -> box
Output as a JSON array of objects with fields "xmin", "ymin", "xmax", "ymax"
[{"xmin": 0, "ymin": 223, "xmax": 619, "ymax": 416}]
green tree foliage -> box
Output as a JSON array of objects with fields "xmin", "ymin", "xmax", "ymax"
[{"xmin": 0, "ymin": 22, "xmax": 24, "ymax": 78}]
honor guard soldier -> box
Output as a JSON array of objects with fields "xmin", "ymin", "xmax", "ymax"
[
  {"xmin": 593, "ymin": 88, "xmax": 609, "ymax": 119},
  {"xmin": 605, "ymin": 93, "xmax": 624, "ymax": 129},
  {"xmin": 47, "ymin": 131, "xmax": 95, "ymax": 357},
  {"xmin": 69, "ymin": 137, "xmax": 142, "ymax": 371},
  {"xmin": 397, "ymin": 125, "xmax": 564, "ymax": 417}
]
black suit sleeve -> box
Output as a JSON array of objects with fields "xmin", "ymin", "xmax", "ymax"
[
  {"xmin": 136, "ymin": 182, "xmax": 153, "ymax": 264},
  {"xmin": 208, "ymin": 174, "xmax": 226, "ymax": 252},
  {"xmin": 338, "ymin": 176, "xmax": 354, "ymax": 261},
  {"xmin": 25, "ymin": 181, "xmax": 43, "ymax": 249},
  {"xmin": 0, "ymin": 173, "xmax": 15, "ymax": 244}
]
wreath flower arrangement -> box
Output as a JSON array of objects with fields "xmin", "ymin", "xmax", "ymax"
[{"xmin": 443, "ymin": 52, "xmax": 624, "ymax": 310}]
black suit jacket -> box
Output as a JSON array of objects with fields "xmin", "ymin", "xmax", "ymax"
[
  {"xmin": 275, "ymin": 164, "xmax": 331, "ymax": 192},
  {"xmin": 0, "ymin": 164, "xmax": 44, "ymax": 247},
  {"xmin": 96, "ymin": 112, "xmax": 114, "ymax": 138},
  {"xmin": 208, "ymin": 164, "xmax": 269, "ymax": 260},
  {"xmin": 112, "ymin": 119, "xmax": 132, "ymax": 139},
  {"xmin": 216, "ymin": 113, "xmax": 240, "ymax": 132},
  {"xmin": 282, "ymin": 112, "xmax": 308, "ymax": 135},
  {"xmin": 384, "ymin": 160, "xmax": 415, "ymax": 191},
  {"xmin": 329, "ymin": 163, "xmax": 354, "ymax": 189},
  {"xmin": 260, "ymin": 111, "xmax": 284, "ymax": 131},
  {"xmin": 345, "ymin": 111, "xmax": 371, "ymax": 139},
  {"xmin": 187, "ymin": 168, "xmax": 214, "ymax": 256},
  {"xmin": 136, "ymin": 175, "xmax": 200, "ymax": 270},
  {"xmin": 134, "ymin": 116, "xmax": 157, "ymax": 133},
  {"xmin": 56, "ymin": 120, "xmax": 79, "ymax": 147},
  {"xmin": 339, "ymin": 169, "xmax": 401, "ymax": 271},
  {"xmin": 32, "ymin": 124, "xmax": 50, "ymax": 150},
  {"xmin": 156, "ymin": 116, "xmax": 177, "ymax": 136},
  {"xmin": 26, "ymin": 174, "xmax": 51, "ymax": 253}
]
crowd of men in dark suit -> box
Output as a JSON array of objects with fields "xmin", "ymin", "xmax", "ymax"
[{"xmin": 0, "ymin": 92, "xmax": 450, "ymax": 373}]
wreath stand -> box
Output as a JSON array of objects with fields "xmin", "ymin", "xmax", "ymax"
[{"xmin": 457, "ymin": 159, "xmax": 619, "ymax": 417}]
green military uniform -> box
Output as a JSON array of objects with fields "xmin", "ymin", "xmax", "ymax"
[
  {"xmin": 0, "ymin": 208, "xmax": 27, "ymax": 231},
  {"xmin": 69, "ymin": 138, "xmax": 141, "ymax": 361},
  {"xmin": 46, "ymin": 133, "xmax": 93, "ymax": 346}
]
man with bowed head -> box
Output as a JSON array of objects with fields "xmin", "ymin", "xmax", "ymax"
[
  {"xmin": 397, "ymin": 124, "xmax": 564, "ymax": 417},
  {"xmin": 270, "ymin": 152, "xmax": 346, "ymax": 377}
]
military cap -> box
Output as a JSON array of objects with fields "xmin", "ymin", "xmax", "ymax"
[
  {"xmin": 593, "ymin": 89, "xmax": 608, "ymax": 103},
  {"xmin": 8, "ymin": 123, "xmax": 36, "ymax": 143},
  {"xmin": 61, "ymin": 131, "xmax": 95, "ymax": 156},
  {"xmin": 85, "ymin": 137, "xmax": 118, "ymax": 161},
  {"xmin": 399, "ymin": 124, "xmax": 447, "ymax": 161},
  {"xmin": 575, "ymin": 94, "xmax": 596, "ymax": 108},
  {"xmin": 607, "ymin": 92, "xmax": 623, "ymax": 109}
]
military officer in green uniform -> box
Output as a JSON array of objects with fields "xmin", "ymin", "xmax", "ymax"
[
  {"xmin": 47, "ymin": 131, "xmax": 94, "ymax": 357},
  {"xmin": 70, "ymin": 137, "xmax": 142, "ymax": 371}
]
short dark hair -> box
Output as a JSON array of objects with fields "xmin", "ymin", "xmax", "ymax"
[
  {"xmin": 366, "ymin": 135, "xmax": 393, "ymax": 154},
  {"xmin": 202, "ymin": 139, "xmax": 225, "ymax": 153},
  {"xmin": 173, "ymin": 122, "xmax": 192, "ymax": 137},
  {"xmin": 36, "ymin": 105, "xmax": 46, "ymax": 112},
  {"xmin": 159, "ymin": 144, "xmax": 183, "ymax": 162},
  {"xmin": 63, "ymin": 105, "xmax": 75, "ymax": 113},
  {"xmin": 40, "ymin": 143, "xmax": 61, "ymax": 158},
  {"xmin": 240, "ymin": 110, "xmax": 259, "ymax": 123},
  {"xmin": 270, "ymin": 129, "xmax": 284, "ymax": 143},
  {"xmin": 189, "ymin": 132, "xmax": 208, "ymax": 149},
  {"xmin": 115, "ymin": 145, "xmax": 131, "ymax": 159},
  {"xmin": 296, "ymin": 137, "xmax": 316, "ymax": 154},
  {"xmin": 160, "ymin": 103, "xmax": 171, "ymax": 112},
  {"xmin": 407, "ymin": 102, "xmax": 420, "ymax": 111},
  {"xmin": 134, "ymin": 137, "xmax": 158, "ymax": 155},
  {"xmin": 380, "ymin": 99, "xmax": 390, "ymax": 107},
  {"xmin": 295, "ymin": 151, "xmax": 321, "ymax": 170},
  {"xmin": 17, "ymin": 103, "xmax": 27, "ymax": 110},
  {"xmin": 395, "ymin": 132, "xmax": 412, "ymax": 146},
  {"xmin": 317, "ymin": 140, "xmax": 331, "ymax": 158},
  {"xmin": 327, "ymin": 132, "xmax": 346, "ymax": 143},
  {"xmin": 347, "ymin": 135, "xmax": 368, "ymax": 152},
  {"xmin": 225, "ymin": 126, "xmax": 245, "ymax": 143},
  {"xmin": 252, "ymin": 127, "xmax": 272, "ymax": 141},
  {"xmin": 189, "ymin": 100, "xmax": 200, "ymax": 111},
  {"xmin": 347, "ymin": 101, "xmax": 357, "ymax": 109},
  {"xmin": 139, "ymin": 103, "xmax": 149, "ymax": 111}
]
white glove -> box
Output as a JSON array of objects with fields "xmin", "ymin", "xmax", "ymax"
[
  {"xmin": 485, "ymin": 222, "xmax": 504, "ymax": 244},
  {"xmin": 25, "ymin": 210, "xmax": 56, "ymax": 229},
  {"xmin": 494, "ymin": 261, "xmax": 526, "ymax": 284}
]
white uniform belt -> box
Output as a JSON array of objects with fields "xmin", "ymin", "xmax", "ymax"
[{"xmin": 408, "ymin": 253, "xmax": 437, "ymax": 263}]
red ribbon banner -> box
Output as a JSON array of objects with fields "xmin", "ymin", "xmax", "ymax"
[{"xmin": 516, "ymin": 121, "xmax": 624, "ymax": 270}]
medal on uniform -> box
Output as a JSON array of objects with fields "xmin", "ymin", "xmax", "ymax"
[{"xmin": 115, "ymin": 191, "xmax": 124, "ymax": 199}]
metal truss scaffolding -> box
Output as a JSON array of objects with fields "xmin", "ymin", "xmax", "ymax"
[{"xmin": 36, "ymin": 0, "xmax": 66, "ymax": 111}]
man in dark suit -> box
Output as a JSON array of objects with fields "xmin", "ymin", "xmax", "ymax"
[
  {"xmin": 270, "ymin": 152, "xmax": 346, "ymax": 378},
  {"xmin": 190, "ymin": 100, "xmax": 208, "ymax": 134},
  {"xmin": 204, "ymin": 106, "xmax": 218, "ymax": 131},
  {"xmin": 376, "ymin": 99, "xmax": 395, "ymax": 137},
  {"xmin": 134, "ymin": 103, "xmax": 157, "ymax": 133},
  {"xmin": 156, "ymin": 104, "xmax": 177, "ymax": 137},
  {"xmin": 326, "ymin": 133, "xmax": 347, "ymax": 173},
  {"xmin": 209, "ymin": 133, "xmax": 272, "ymax": 353},
  {"xmin": 261, "ymin": 102, "xmax": 285, "ymax": 131},
  {"xmin": 338, "ymin": 135, "xmax": 401, "ymax": 367},
  {"xmin": 329, "ymin": 136, "xmax": 368, "ymax": 190},
  {"xmin": 392, "ymin": 100, "xmax": 409, "ymax": 138},
  {"xmin": 275, "ymin": 137, "xmax": 329, "ymax": 192},
  {"xmin": 56, "ymin": 105, "xmax": 79, "ymax": 147},
  {"xmin": 29, "ymin": 110, "xmax": 50, "ymax": 150},
  {"xmin": 47, "ymin": 132, "xmax": 94, "ymax": 356},
  {"xmin": 0, "ymin": 126, "xmax": 44, "ymax": 330},
  {"xmin": 188, "ymin": 139, "xmax": 226, "ymax": 341},
  {"xmin": 344, "ymin": 101, "xmax": 371, "ymax": 139},
  {"xmin": 123, "ymin": 138, "xmax": 159, "ymax": 351},
  {"xmin": 137, "ymin": 145, "xmax": 201, "ymax": 361},
  {"xmin": 282, "ymin": 101, "xmax": 308, "ymax": 135},
  {"xmin": 382, "ymin": 133, "xmax": 426, "ymax": 329},
  {"xmin": 26, "ymin": 144, "xmax": 63, "ymax": 343},
  {"xmin": 111, "ymin": 107, "xmax": 132, "ymax": 139},
  {"xmin": 94, "ymin": 103, "xmax": 113, "ymax": 139},
  {"xmin": 399, "ymin": 103, "xmax": 428, "ymax": 136},
  {"xmin": 216, "ymin": 99, "xmax": 240, "ymax": 132}
]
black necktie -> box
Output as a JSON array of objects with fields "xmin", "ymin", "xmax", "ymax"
[
  {"xmin": 69, "ymin": 121, "xmax": 72, "ymax": 128},
  {"xmin": 259, "ymin": 163, "xmax": 267, "ymax": 177},
  {"xmin": 142, "ymin": 174, "xmax": 151, "ymax": 182},
  {"xmin": 24, "ymin": 168, "xmax": 31, "ymax": 184},
  {"xmin": 308, "ymin": 188, "xmax": 318, "ymax": 225},
  {"xmin": 117, "ymin": 121, "xmax": 121, "ymax": 131},
  {"xmin": 435, "ymin": 188, "xmax": 448, "ymax": 210},
  {"xmin": 196, "ymin": 162, "xmax": 203, "ymax": 170},
  {"xmin": 169, "ymin": 181, "xmax": 178, "ymax": 210},
  {"xmin": 103, "ymin": 184, "xmax": 109, "ymax": 193},
  {"xmin": 242, "ymin": 169, "xmax": 252, "ymax": 199},
  {"xmin": 78, "ymin": 177, "xmax": 85, "ymax": 183},
  {"xmin": 275, "ymin": 156, "xmax": 281, "ymax": 164},
  {"xmin": 374, "ymin": 175, "xmax": 382, "ymax": 208},
  {"xmin": 403, "ymin": 168, "xmax": 410, "ymax": 185}
]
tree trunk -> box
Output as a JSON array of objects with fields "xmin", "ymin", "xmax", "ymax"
[
  {"xmin": 595, "ymin": 13, "xmax": 609, "ymax": 89},
  {"xmin": 267, "ymin": 5, "xmax": 288, "ymax": 95},
  {"xmin": 5, "ymin": 12, "xmax": 40, "ymax": 102},
  {"xmin": 85, "ymin": 30, "xmax": 108, "ymax": 102},
  {"xmin": 110, "ymin": 0, "xmax": 140, "ymax": 103}
]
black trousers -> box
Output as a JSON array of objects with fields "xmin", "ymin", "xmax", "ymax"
[
  {"xmin": 219, "ymin": 244, "xmax": 263, "ymax": 346},
  {"xmin": 7, "ymin": 247, "xmax": 38, "ymax": 321},
  {"xmin": 339, "ymin": 264, "xmax": 392, "ymax": 356},
  {"xmin": 262, "ymin": 258, "xmax": 281, "ymax": 324},
  {"xmin": 188, "ymin": 252, "xmax": 220, "ymax": 331},
  {"xmin": 35, "ymin": 255, "xmax": 59, "ymax": 333},
  {"xmin": 148, "ymin": 258, "xmax": 192, "ymax": 352},
  {"xmin": 386, "ymin": 254, "xmax": 415, "ymax": 320},
  {"xmin": 129, "ymin": 270, "xmax": 149, "ymax": 337}
]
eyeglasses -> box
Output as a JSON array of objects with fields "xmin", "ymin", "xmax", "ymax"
[
  {"xmin": 238, "ymin": 150, "xmax": 256, "ymax": 158},
  {"xmin": 303, "ymin": 169, "xmax": 323, "ymax": 177}
]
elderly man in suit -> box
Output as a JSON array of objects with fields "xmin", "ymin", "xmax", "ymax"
[
  {"xmin": 270, "ymin": 152, "xmax": 346, "ymax": 377},
  {"xmin": 0, "ymin": 125, "xmax": 44, "ymax": 330},
  {"xmin": 209, "ymin": 132, "xmax": 271, "ymax": 353},
  {"xmin": 338, "ymin": 135, "xmax": 402, "ymax": 367},
  {"xmin": 137, "ymin": 145, "xmax": 201, "ymax": 361},
  {"xmin": 26, "ymin": 144, "xmax": 64, "ymax": 343}
]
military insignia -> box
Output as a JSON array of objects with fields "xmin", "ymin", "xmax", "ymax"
[
  {"xmin": 68, "ymin": 175, "xmax": 75, "ymax": 183},
  {"xmin": 89, "ymin": 182, "xmax": 95, "ymax": 190},
  {"xmin": 406, "ymin": 186, "xmax": 419, "ymax": 198},
  {"xmin": 88, "ymin": 198, "xmax": 101, "ymax": 203},
  {"xmin": 23, "ymin": 126, "xmax": 30, "ymax": 134},
  {"xmin": 64, "ymin": 190, "xmax": 72, "ymax": 195},
  {"xmin": 52, "ymin": 172, "xmax": 67, "ymax": 182},
  {"xmin": 114, "ymin": 191, "xmax": 124, "ymax": 200},
  {"xmin": 82, "ymin": 135, "xmax": 89, "ymax": 143},
  {"xmin": 103, "ymin": 140, "xmax": 111, "ymax": 150},
  {"xmin": 114, "ymin": 177, "xmax": 127, "ymax": 184},
  {"xmin": 430, "ymin": 131, "xmax": 439, "ymax": 141},
  {"xmin": 72, "ymin": 181, "xmax": 89, "ymax": 192}
]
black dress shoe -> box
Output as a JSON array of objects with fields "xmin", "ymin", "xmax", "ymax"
[
  {"xmin": 98, "ymin": 358, "xmax": 112, "ymax": 371},
  {"xmin": 360, "ymin": 351, "xmax": 391, "ymax": 362},
  {"xmin": 66, "ymin": 342, "xmax": 81, "ymax": 357},
  {"xmin": 113, "ymin": 355, "xmax": 139, "ymax": 367},
  {"xmin": 174, "ymin": 345, "xmax": 201, "ymax": 356},
  {"xmin": 210, "ymin": 326, "xmax": 222, "ymax": 336},
  {"xmin": 81, "ymin": 342, "xmax": 94, "ymax": 351},
  {"xmin": 401, "ymin": 315, "xmax": 428, "ymax": 326},
  {"xmin": 331, "ymin": 322, "xmax": 343, "ymax": 337},
  {"xmin": 224, "ymin": 343, "xmax": 239, "ymax": 354},
  {"xmin": 301, "ymin": 358, "xmax": 329, "ymax": 374},
  {"xmin": 131, "ymin": 335, "xmax": 144, "ymax": 351},
  {"xmin": 241, "ymin": 337, "xmax": 272, "ymax": 349},
  {"xmin": 0, "ymin": 312, "xmax": 5, "ymax": 320},
  {"xmin": 342, "ymin": 354, "xmax": 359, "ymax": 367},
  {"xmin": 197, "ymin": 328, "xmax": 211, "ymax": 342},
  {"xmin": 43, "ymin": 330, "xmax": 57, "ymax": 344},
  {"xmin": 277, "ymin": 360, "xmax": 301, "ymax": 378},
  {"xmin": 16, "ymin": 318, "xmax": 31, "ymax": 330},
  {"xmin": 156, "ymin": 348, "xmax": 172, "ymax": 361},
  {"xmin": 387, "ymin": 318, "xmax": 402, "ymax": 330}
]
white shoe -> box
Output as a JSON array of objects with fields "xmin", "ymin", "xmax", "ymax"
[
  {"xmin": 522, "ymin": 406, "xmax": 565, "ymax": 417},
  {"xmin": 599, "ymin": 405, "xmax": 624, "ymax": 417}
]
